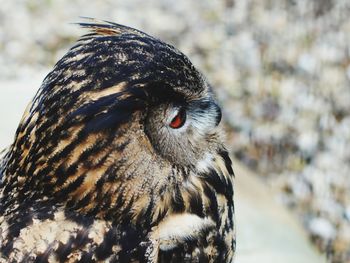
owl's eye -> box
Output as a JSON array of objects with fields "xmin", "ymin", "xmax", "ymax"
[{"xmin": 169, "ymin": 108, "xmax": 186, "ymax": 129}]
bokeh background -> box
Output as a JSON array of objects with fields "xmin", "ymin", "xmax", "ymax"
[{"xmin": 0, "ymin": 0, "xmax": 349, "ymax": 262}]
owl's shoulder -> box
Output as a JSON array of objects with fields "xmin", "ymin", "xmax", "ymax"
[{"xmin": 0, "ymin": 207, "xmax": 143, "ymax": 262}]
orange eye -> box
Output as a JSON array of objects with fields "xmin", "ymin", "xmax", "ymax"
[{"xmin": 169, "ymin": 108, "xmax": 186, "ymax": 129}]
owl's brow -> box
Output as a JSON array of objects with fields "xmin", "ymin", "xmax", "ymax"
[{"xmin": 143, "ymin": 83, "xmax": 189, "ymax": 105}]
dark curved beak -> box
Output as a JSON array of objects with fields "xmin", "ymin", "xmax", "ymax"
[
  {"xmin": 212, "ymin": 102, "xmax": 222, "ymax": 127},
  {"xmin": 190, "ymin": 98, "xmax": 222, "ymax": 128}
]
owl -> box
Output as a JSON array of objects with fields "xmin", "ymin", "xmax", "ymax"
[{"xmin": 0, "ymin": 20, "xmax": 235, "ymax": 262}]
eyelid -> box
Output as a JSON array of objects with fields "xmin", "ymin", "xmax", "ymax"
[{"xmin": 169, "ymin": 105, "xmax": 185, "ymax": 120}]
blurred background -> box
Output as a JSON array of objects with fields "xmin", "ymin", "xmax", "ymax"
[{"xmin": 0, "ymin": 0, "xmax": 349, "ymax": 262}]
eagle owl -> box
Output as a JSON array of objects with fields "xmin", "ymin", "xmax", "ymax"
[{"xmin": 0, "ymin": 21, "xmax": 235, "ymax": 262}]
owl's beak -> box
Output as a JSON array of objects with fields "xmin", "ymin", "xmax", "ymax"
[
  {"xmin": 212, "ymin": 102, "xmax": 222, "ymax": 127},
  {"xmin": 190, "ymin": 98, "xmax": 222, "ymax": 129}
]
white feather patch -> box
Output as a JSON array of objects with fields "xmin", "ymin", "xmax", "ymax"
[
  {"xmin": 152, "ymin": 213, "xmax": 215, "ymax": 251},
  {"xmin": 196, "ymin": 152, "xmax": 213, "ymax": 173}
]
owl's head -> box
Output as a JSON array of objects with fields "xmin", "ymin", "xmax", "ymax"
[
  {"xmin": 70, "ymin": 21, "xmax": 224, "ymax": 169},
  {"xmin": 3, "ymin": 21, "xmax": 231, "ymax": 222}
]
